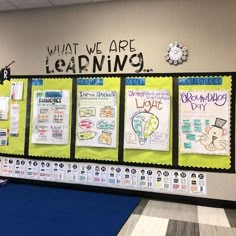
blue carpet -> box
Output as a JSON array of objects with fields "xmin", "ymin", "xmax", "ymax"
[{"xmin": 0, "ymin": 183, "xmax": 140, "ymax": 236}]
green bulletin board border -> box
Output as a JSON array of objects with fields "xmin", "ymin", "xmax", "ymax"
[{"xmin": 0, "ymin": 72, "xmax": 235, "ymax": 173}]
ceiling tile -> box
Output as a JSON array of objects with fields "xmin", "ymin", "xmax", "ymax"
[
  {"xmin": 91, "ymin": 0, "xmax": 111, "ymax": 2},
  {"xmin": 8, "ymin": 0, "xmax": 53, "ymax": 9},
  {"xmin": 50, "ymin": 0, "xmax": 90, "ymax": 6},
  {"xmin": 0, "ymin": 1, "xmax": 17, "ymax": 11}
]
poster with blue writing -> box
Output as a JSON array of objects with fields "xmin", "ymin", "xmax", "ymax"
[
  {"xmin": 124, "ymin": 90, "xmax": 170, "ymax": 151},
  {"xmin": 76, "ymin": 90, "xmax": 117, "ymax": 148},
  {"xmin": 179, "ymin": 90, "xmax": 230, "ymax": 155},
  {"xmin": 31, "ymin": 90, "xmax": 70, "ymax": 145}
]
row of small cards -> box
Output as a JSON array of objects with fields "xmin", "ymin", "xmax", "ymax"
[{"xmin": 0, "ymin": 157, "xmax": 207, "ymax": 195}]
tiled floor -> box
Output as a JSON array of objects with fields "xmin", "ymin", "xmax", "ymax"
[{"xmin": 118, "ymin": 199, "xmax": 236, "ymax": 236}]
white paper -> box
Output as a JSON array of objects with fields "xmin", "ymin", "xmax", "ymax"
[
  {"xmin": 93, "ymin": 165, "xmax": 102, "ymax": 184},
  {"xmin": 189, "ymin": 172, "xmax": 207, "ymax": 195},
  {"xmin": 124, "ymin": 90, "xmax": 170, "ymax": 151},
  {"xmin": 100, "ymin": 166, "xmax": 108, "ymax": 184},
  {"xmin": 171, "ymin": 171, "xmax": 188, "ymax": 192},
  {"xmin": 76, "ymin": 90, "xmax": 117, "ymax": 148},
  {"xmin": 1, "ymin": 158, "xmax": 14, "ymax": 177},
  {"xmin": 0, "ymin": 128, "xmax": 9, "ymax": 146},
  {"xmin": 32, "ymin": 161, "xmax": 39, "ymax": 179},
  {"xmin": 10, "ymin": 81, "xmax": 23, "ymax": 100},
  {"xmin": 31, "ymin": 90, "xmax": 70, "ymax": 145},
  {"xmin": 0, "ymin": 97, "xmax": 10, "ymax": 120},
  {"xmin": 10, "ymin": 103, "xmax": 20, "ymax": 136},
  {"xmin": 179, "ymin": 90, "xmax": 230, "ymax": 155},
  {"xmin": 139, "ymin": 169, "xmax": 148, "ymax": 188},
  {"xmin": 26, "ymin": 160, "xmax": 33, "ymax": 178},
  {"xmin": 162, "ymin": 170, "xmax": 171, "ymax": 191}
]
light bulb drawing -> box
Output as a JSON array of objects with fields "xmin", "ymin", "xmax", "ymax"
[{"xmin": 131, "ymin": 111, "xmax": 159, "ymax": 145}]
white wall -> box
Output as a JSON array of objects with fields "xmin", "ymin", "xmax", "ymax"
[{"xmin": 0, "ymin": 0, "xmax": 235, "ymax": 201}]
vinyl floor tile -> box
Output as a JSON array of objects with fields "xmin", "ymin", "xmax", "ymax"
[
  {"xmin": 142, "ymin": 200, "xmax": 198, "ymax": 223},
  {"xmin": 133, "ymin": 199, "xmax": 149, "ymax": 215},
  {"xmin": 199, "ymin": 223, "xmax": 236, "ymax": 236},
  {"xmin": 225, "ymin": 209, "xmax": 236, "ymax": 228},
  {"xmin": 130, "ymin": 216, "xmax": 169, "ymax": 236},
  {"xmin": 166, "ymin": 219, "xmax": 200, "ymax": 236},
  {"xmin": 118, "ymin": 214, "xmax": 141, "ymax": 236},
  {"xmin": 198, "ymin": 206, "xmax": 230, "ymax": 227}
]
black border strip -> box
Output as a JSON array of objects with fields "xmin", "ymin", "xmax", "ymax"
[
  {"xmin": 70, "ymin": 78, "xmax": 77, "ymax": 160},
  {"xmin": 118, "ymin": 76, "xmax": 126, "ymax": 162},
  {"xmin": 24, "ymin": 78, "xmax": 32, "ymax": 156},
  {"xmin": 172, "ymin": 76, "xmax": 179, "ymax": 168}
]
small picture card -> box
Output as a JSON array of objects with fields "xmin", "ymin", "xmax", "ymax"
[{"xmin": 10, "ymin": 81, "xmax": 24, "ymax": 100}]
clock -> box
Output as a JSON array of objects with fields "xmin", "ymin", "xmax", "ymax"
[{"xmin": 165, "ymin": 42, "xmax": 188, "ymax": 65}]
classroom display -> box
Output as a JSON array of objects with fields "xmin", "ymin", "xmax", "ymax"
[
  {"xmin": 123, "ymin": 76, "xmax": 173, "ymax": 165},
  {"xmin": 32, "ymin": 90, "xmax": 70, "ymax": 145},
  {"xmin": 0, "ymin": 75, "xmax": 235, "ymax": 173},
  {"xmin": 124, "ymin": 89, "xmax": 170, "ymax": 151},
  {"xmin": 178, "ymin": 76, "xmax": 233, "ymax": 169},
  {"xmin": 76, "ymin": 90, "xmax": 118, "ymax": 148},
  {"xmin": 0, "ymin": 156, "xmax": 207, "ymax": 196}
]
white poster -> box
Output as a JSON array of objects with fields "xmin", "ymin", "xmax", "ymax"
[
  {"xmin": 31, "ymin": 90, "xmax": 70, "ymax": 145},
  {"xmin": 76, "ymin": 90, "xmax": 117, "ymax": 148},
  {"xmin": 0, "ymin": 96, "xmax": 10, "ymax": 120},
  {"xmin": 10, "ymin": 81, "xmax": 23, "ymax": 100},
  {"xmin": 10, "ymin": 103, "xmax": 20, "ymax": 136},
  {"xmin": 179, "ymin": 90, "xmax": 230, "ymax": 155},
  {"xmin": 124, "ymin": 90, "xmax": 170, "ymax": 150}
]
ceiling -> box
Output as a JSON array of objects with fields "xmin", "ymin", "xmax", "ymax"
[{"xmin": 0, "ymin": 0, "xmax": 113, "ymax": 12}]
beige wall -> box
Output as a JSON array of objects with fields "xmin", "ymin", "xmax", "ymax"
[{"xmin": 0, "ymin": 0, "xmax": 235, "ymax": 201}]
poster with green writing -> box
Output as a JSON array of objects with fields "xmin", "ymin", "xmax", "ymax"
[{"xmin": 178, "ymin": 76, "xmax": 232, "ymax": 169}]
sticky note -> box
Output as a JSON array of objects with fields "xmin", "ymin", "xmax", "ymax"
[
  {"xmin": 182, "ymin": 125, "xmax": 191, "ymax": 132},
  {"xmin": 184, "ymin": 142, "xmax": 192, "ymax": 149},
  {"xmin": 186, "ymin": 134, "xmax": 196, "ymax": 141},
  {"xmin": 194, "ymin": 119, "xmax": 201, "ymax": 125},
  {"xmin": 194, "ymin": 126, "xmax": 202, "ymax": 132}
]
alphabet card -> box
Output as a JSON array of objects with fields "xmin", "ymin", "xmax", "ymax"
[
  {"xmin": 124, "ymin": 90, "xmax": 170, "ymax": 151},
  {"xmin": 179, "ymin": 90, "xmax": 230, "ymax": 155},
  {"xmin": 76, "ymin": 90, "xmax": 118, "ymax": 148}
]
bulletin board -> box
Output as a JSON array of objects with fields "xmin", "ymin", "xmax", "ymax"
[
  {"xmin": 0, "ymin": 78, "xmax": 28, "ymax": 155},
  {"xmin": 0, "ymin": 73, "xmax": 235, "ymax": 173}
]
